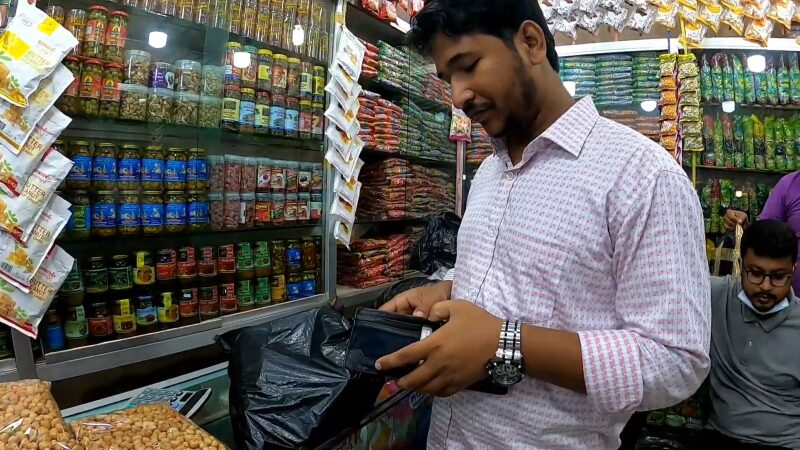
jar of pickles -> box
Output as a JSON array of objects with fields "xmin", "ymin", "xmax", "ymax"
[
  {"xmin": 80, "ymin": 59, "xmax": 104, "ymax": 118},
  {"xmin": 100, "ymin": 63, "xmax": 123, "ymax": 119},
  {"xmin": 141, "ymin": 145, "xmax": 164, "ymax": 191},
  {"xmin": 272, "ymin": 54, "xmax": 288, "ymax": 95},
  {"xmin": 67, "ymin": 141, "xmax": 93, "ymax": 190},
  {"xmin": 285, "ymin": 97, "xmax": 299, "ymax": 138},
  {"xmin": 300, "ymin": 61, "xmax": 313, "ymax": 100},
  {"xmin": 93, "ymin": 191, "xmax": 117, "ymax": 238},
  {"xmin": 299, "ymin": 100, "xmax": 312, "ymax": 139},
  {"xmin": 312, "ymin": 65, "xmax": 325, "ymax": 102},
  {"xmin": 104, "ymin": 11, "xmax": 129, "ymax": 63},
  {"xmin": 93, "ymin": 143, "xmax": 117, "ymax": 190},
  {"xmin": 142, "ymin": 191, "xmax": 165, "ymax": 235},
  {"xmin": 165, "ymin": 191, "xmax": 187, "ymax": 233},
  {"xmin": 59, "ymin": 56, "xmax": 82, "ymax": 116},
  {"xmin": 257, "ymin": 49, "xmax": 273, "ymax": 92},
  {"xmin": 84, "ymin": 6, "xmax": 109, "ymax": 59},
  {"xmin": 255, "ymin": 91, "xmax": 270, "ymax": 134},
  {"xmin": 222, "ymin": 84, "xmax": 241, "ymax": 131},
  {"xmin": 124, "ymin": 50, "xmax": 152, "ymax": 85},
  {"xmin": 164, "ymin": 148, "xmax": 187, "ymax": 191},
  {"xmin": 287, "ymin": 57, "xmax": 301, "ymax": 97},
  {"xmin": 241, "ymin": 46, "xmax": 259, "ymax": 90},
  {"xmin": 240, "ymin": 88, "xmax": 256, "ymax": 133},
  {"xmin": 188, "ymin": 191, "xmax": 209, "ymax": 231},
  {"xmin": 187, "ymin": 148, "xmax": 208, "ymax": 190},
  {"xmin": 311, "ymin": 101, "xmax": 324, "ymax": 139},
  {"xmin": 117, "ymin": 191, "xmax": 141, "ymax": 236},
  {"xmin": 68, "ymin": 191, "xmax": 91, "ymax": 240},
  {"xmin": 117, "ymin": 144, "xmax": 141, "ymax": 190},
  {"xmin": 47, "ymin": 6, "xmax": 65, "ymax": 25}
]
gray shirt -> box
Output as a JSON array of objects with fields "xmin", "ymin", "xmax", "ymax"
[{"xmin": 708, "ymin": 276, "xmax": 800, "ymax": 449}]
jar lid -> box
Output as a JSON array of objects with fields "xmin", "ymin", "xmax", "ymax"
[
  {"xmin": 88, "ymin": 5, "xmax": 109, "ymax": 12},
  {"xmin": 166, "ymin": 190, "xmax": 186, "ymax": 195},
  {"xmin": 241, "ymin": 87, "xmax": 255, "ymax": 95},
  {"xmin": 110, "ymin": 10, "xmax": 129, "ymax": 18},
  {"xmin": 121, "ymin": 143, "xmax": 140, "ymax": 149},
  {"xmin": 89, "ymin": 256, "xmax": 105, "ymax": 262},
  {"xmin": 168, "ymin": 147, "xmax": 186, "ymax": 152},
  {"xmin": 112, "ymin": 254, "xmax": 130, "ymax": 261},
  {"xmin": 258, "ymin": 49, "xmax": 273, "ymax": 56},
  {"xmin": 124, "ymin": 49, "xmax": 152, "ymax": 58},
  {"xmin": 120, "ymin": 83, "xmax": 148, "ymax": 93},
  {"xmin": 274, "ymin": 53, "xmax": 288, "ymax": 61},
  {"xmin": 152, "ymin": 61, "xmax": 174, "ymax": 68},
  {"xmin": 243, "ymin": 45, "xmax": 258, "ymax": 53},
  {"xmin": 312, "ymin": 102, "xmax": 324, "ymax": 108},
  {"xmin": 143, "ymin": 190, "xmax": 163, "ymax": 195},
  {"xmin": 145, "ymin": 145, "xmax": 162, "ymax": 151},
  {"xmin": 64, "ymin": 55, "xmax": 80, "ymax": 63},
  {"xmin": 175, "ymin": 59, "xmax": 202, "ymax": 69},
  {"xmin": 226, "ymin": 41, "xmax": 242, "ymax": 48},
  {"xmin": 74, "ymin": 140, "xmax": 91, "ymax": 146},
  {"xmin": 119, "ymin": 190, "xmax": 139, "ymax": 194},
  {"xmin": 85, "ymin": 58, "xmax": 104, "ymax": 66},
  {"xmin": 300, "ymin": 99, "xmax": 312, "ymax": 106},
  {"xmin": 73, "ymin": 190, "xmax": 90, "ymax": 195},
  {"xmin": 105, "ymin": 62, "xmax": 124, "ymax": 69},
  {"xmin": 313, "ymin": 65, "xmax": 325, "ymax": 70},
  {"xmin": 288, "ymin": 57, "xmax": 301, "ymax": 64},
  {"xmin": 187, "ymin": 190, "xmax": 204, "ymax": 195},
  {"xmin": 97, "ymin": 142, "xmax": 116, "ymax": 148},
  {"xmin": 97, "ymin": 190, "xmax": 115, "ymax": 195},
  {"xmin": 188, "ymin": 147, "xmax": 206, "ymax": 154}
]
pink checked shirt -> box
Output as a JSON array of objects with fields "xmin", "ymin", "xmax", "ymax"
[{"xmin": 428, "ymin": 97, "xmax": 711, "ymax": 449}]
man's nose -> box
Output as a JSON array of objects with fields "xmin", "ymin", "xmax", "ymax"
[{"xmin": 451, "ymin": 81, "xmax": 474, "ymax": 111}]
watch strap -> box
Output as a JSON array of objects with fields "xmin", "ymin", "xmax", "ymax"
[{"xmin": 496, "ymin": 320, "xmax": 522, "ymax": 364}]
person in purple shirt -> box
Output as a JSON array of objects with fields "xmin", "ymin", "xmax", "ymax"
[{"xmin": 725, "ymin": 172, "xmax": 800, "ymax": 293}]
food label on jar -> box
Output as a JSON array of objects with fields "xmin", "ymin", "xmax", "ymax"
[
  {"xmin": 141, "ymin": 158, "xmax": 165, "ymax": 182},
  {"xmin": 165, "ymin": 159, "xmax": 187, "ymax": 183},
  {"xmin": 68, "ymin": 205, "xmax": 91, "ymax": 234},
  {"xmin": 135, "ymin": 303, "xmax": 157, "ymax": 326},
  {"xmin": 113, "ymin": 299, "xmax": 136, "ymax": 334},
  {"xmin": 84, "ymin": 18, "xmax": 106, "ymax": 44},
  {"xmin": 240, "ymin": 100, "xmax": 256, "ymax": 126},
  {"xmin": 287, "ymin": 279, "xmax": 302, "ymax": 301},
  {"xmin": 219, "ymin": 282, "xmax": 237, "ymax": 313},
  {"xmin": 93, "ymin": 203, "xmax": 116, "ymax": 228},
  {"xmin": 64, "ymin": 305, "xmax": 89, "ymax": 339},
  {"xmin": 222, "ymin": 97, "xmax": 241, "ymax": 122},
  {"xmin": 93, "ymin": 156, "xmax": 117, "ymax": 181},
  {"xmin": 84, "ymin": 267, "xmax": 109, "ymax": 294},
  {"xmin": 271, "ymin": 275, "xmax": 286, "ymax": 303},
  {"xmin": 109, "ymin": 265, "xmax": 132, "ymax": 291},
  {"xmin": 199, "ymin": 247, "xmax": 217, "ymax": 275},
  {"xmin": 313, "ymin": 75, "xmax": 325, "ymax": 96},
  {"xmin": 272, "ymin": 65, "xmax": 287, "ymax": 89},
  {"xmin": 151, "ymin": 67, "xmax": 175, "ymax": 89},
  {"xmin": 106, "ymin": 19, "xmax": 127, "ymax": 47},
  {"xmin": 178, "ymin": 247, "xmax": 197, "ymax": 278},
  {"xmin": 255, "ymin": 201, "xmax": 272, "ymax": 224},
  {"xmin": 285, "ymin": 109, "xmax": 299, "ymax": 133},
  {"xmin": 218, "ymin": 244, "xmax": 236, "ymax": 272},
  {"xmin": 286, "ymin": 247, "xmax": 301, "ymax": 271},
  {"xmin": 88, "ymin": 315, "xmax": 114, "ymax": 337},
  {"xmin": 65, "ymin": 76, "xmax": 80, "ymax": 97},
  {"xmin": 188, "ymin": 159, "xmax": 208, "ymax": 182},
  {"xmin": 310, "ymin": 199, "xmax": 322, "ymax": 221},
  {"xmin": 188, "ymin": 201, "xmax": 209, "ymax": 225},
  {"xmin": 258, "ymin": 63, "xmax": 271, "ymax": 85},
  {"xmin": 254, "ymin": 241, "xmax": 271, "ymax": 269},
  {"xmin": 243, "ymin": 65, "xmax": 257, "ymax": 86},
  {"xmin": 180, "ymin": 288, "xmax": 199, "ymax": 318},
  {"xmin": 156, "ymin": 250, "xmax": 177, "ymax": 280},
  {"xmin": 299, "ymin": 111, "xmax": 312, "ymax": 134},
  {"xmin": 237, "ymin": 243, "xmax": 253, "ymax": 271},
  {"xmin": 61, "ymin": 262, "xmax": 84, "ymax": 293},
  {"xmin": 255, "ymin": 277, "xmax": 271, "ymax": 306},
  {"xmin": 141, "ymin": 203, "xmax": 164, "ymax": 226},
  {"xmin": 237, "ymin": 279, "xmax": 254, "ymax": 307},
  {"xmin": 255, "ymin": 104, "xmax": 270, "ymax": 130},
  {"xmin": 301, "ymin": 278, "xmax": 316, "ymax": 297},
  {"xmin": 270, "ymin": 106, "xmax": 285, "ymax": 132},
  {"xmin": 118, "ymin": 157, "xmax": 141, "ymax": 182},
  {"xmin": 80, "ymin": 72, "xmax": 102, "ymax": 99},
  {"xmin": 312, "ymin": 113, "xmax": 324, "ymax": 137},
  {"xmin": 199, "ymin": 285, "xmax": 219, "ymax": 317},
  {"xmin": 117, "ymin": 202, "xmax": 141, "ymax": 228},
  {"xmin": 300, "ymin": 73, "xmax": 313, "ymax": 96},
  {"xmin": 101, "ymin": 78, "xmax": 121, "ymax": 102},
  {"xmin": 165, "ymin": 202, "xmax": 187, "ymax": 226},
  {"xmin": 157, "ymin": 294, "xmax": 179, "ymax": 324}
]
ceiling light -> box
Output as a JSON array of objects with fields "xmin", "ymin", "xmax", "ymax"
[
  {"xmin": 148, "ymin": 31, "xmax": 167, "ymax": 49},
  {"xmin": 747, "ymin": 54, "xmax": 766, "ymax": 73},
  {"xmin": 292, "ymin": 25, "xmax": 305, "ymax": 47},
  {"xmin": 563, "ymin": 80, "xmax": 576, "ymax": 96},
  {"xmin": 640, "ymin": 100, "xmax": 657, "ymax": 112},
  {"xmin": 233, "ymin": 51, "xmax": 251, "ymax": 69},
  {"xmin": 722, "ymin": 100, "xmax": 736, "ymax": 113},
  {"xmin": 735, "ymin": 190, "xmax": 743, "ymax": 198}
]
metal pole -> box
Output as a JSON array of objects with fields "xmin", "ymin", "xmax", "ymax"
[{"xmin": 11, "ymin": 330, "xmax": 36, "ymax": 379}]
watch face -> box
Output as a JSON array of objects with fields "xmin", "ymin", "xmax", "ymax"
[{"xmin": 492, "ymin": 362, "xmax": 523, "ymax": 387}]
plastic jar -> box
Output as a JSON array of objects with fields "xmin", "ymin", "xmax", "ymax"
[
  {"xmin": 297, "ymin": 192, "xmax": 310, "ymax": 223},
  {"xmin": 222, "ymin": 84, "xmax": 241, "ymax": 132},
  {"xmin": 141, "ymin": 191, "xmax": 165, "ymax": 236},
  {"xmin": 172, "ymin": 92, "xmax": 199, "ymax": 126},
  {"xmin": 239, "ymin": 87, "xmax": 256, "ymax": 133},
  {"xmin": 311, "ymin": 101, "xmax": 324, "ymax": 139},
  {"xmin": 140, "ymin": 146, "xmax": 164, "ymax": 191},
  {"xmin": 188, "ymin": 191, "xmax": 209, "ymax": 231},
  {"xmin": 300, "ymin": 61, "xmax": 313, "ymax": 100},
  {"xmin": 285, "ymin": 97, "xmax": 300, "ymax": 138},
  {"xmin": 271, "ymin": 240, "xmax": 286, "ymax": 274},
  {"xmin": 272, "ymin": 192, "xmax": 285, "ymax": 225},
  {"xmin": 198, "ymin": 95, "xmax": 222, "ymax": 128},
  {"xmin": 124, "ymin": 50, "xmax": 152, "ymax": 85},
  {"xmin": 268, "ymin": 7, "xmax": 283, "ymax": 46},
  {"xmin": 59, "ymin": 56, "xmax": 82, "ymax": 116},
  {"xmin": 47, "ymin": 6, "xmax": 65, "ymax": 25},
  {"xmin": 255, "ymin": 193, "xmax": 272, "ymax": 225},
  {"xmin": 310, "ymin": 193, "xmax": 322, "ymax": 222},
  {"xmin": 67, "ymin": 141, "xmax": 92, "ymax": 190},
  {"xmin": 83, "ymin": 6, "xmax": 109, "ymax": 59},
  {"xmin": 202, "ymin": 65, "xmax": 225, "ymax": 96},
  {"xmin": 93, "ymin": 143, "xmax": 117, "ymax": 190},
  {"xmin": 313, "ymin": 66, "xmax": 326, "ymax": 101},
  {"xmin": 256, "ymin": 1, "xmax": 271, "ymax": 42},
  {"xmin": 65, "ymin": 9, "xmax": 86, "ymax": 56},
  {"xmin": 241, "ymin": 193, "xmax": 256, "ymax": 228},
  {"xmin": 225, "ymin": 155, "xmax": 243, "ymax": 192},
  {"xmin": 100, "ymin": 63, "xmax": 123, "ymax": 119},
  {"xmin": 164, "ymin": 147, "xmax": 187, "ymax": 191},
  {"xmin": 84, "ymin": 256, "xmax": 109, "ymax": 294},
  {"xmin": 287, "ymin": 273, "xmax": 302, "ymax": 301},
  {"xmin": 117, "ymin": 190, "xmax": 141, "ymax": 236},
  {"xmin": 80, "ymin": 59, "xmax": 104, "ymax": 118},
  {"xmin": 119, "ymin": 84, "xmax": 148, "ymax": 121},
  {"xmin": 241, "ymin": 0, "xmax": 258, "ymax": 38},
  {"xmin": 224, "ymin": 42, "xmax": 243, "ymax": 85},
  {"xmin": 299, "ymin": 100, "xmax": 312, "ymax": 139},
  {"xmin": 284, "ymin": 193, "xmax": 297, "ymax": 224},
  {"xmin": 255, "ymin": 91, "xmax": 271, "ymax": 134},
  {"xmin": 150, "ymin": 62, "xmax": 175, "ymax": 89},
  {"xmin": 117, "ymin": 144, "xmax": 141, "ymax": 190},
  {"xmin": 256, "ymin": 158, "xmax": 272, "ymax": 192},
  {"xmin": 285, "ymin": 161, "xmax": 299, "ymax": 193},
  {"xmin": 272, "ymin": 54, "xmax": 288, "ymax": 95},
  {"xmin": 241, "ymin": 45, "xmax": 259, "ymax": 90},
  {"xmin": 92, "ymin": 191, "xmax": 117, "ymax": 238},
  {"xmin": 147, "ymin": 88, "xmax": 174, "ymax": 123},
  {"xmin": 208, "ymin": 155, "xmax": 225, "ymax": 193},
  {"xmin": 270, "ymin": 160, "xmax": 285, "ymax": 192},
  {"xmin": 194, "ymin": 0, "xmax": 210, "ymax": 23},
  {"xmin": 311, "ymin": 163, "xmax": 323, "ymax": 192},
  {"xmin": 254, "ymin": 240, "xmax": 271, "ymax": 277},
  {"xmin": 104, "ymin": 11, "xmax": 129, "ymax": 63},
  {"xmin": 67, "ymin": 191, "xmax": 91, "ymax": 240},
  {"xmin": 165, "ymin": 191, "xmax": 188, "ymax": 233},
  {"xmin": 298, "ymin": 163, "xmax": 312, "ymax": 192},
  {"xmin": 257, "ymin": 49, "xmax": 273, "ymax": 92},
  {"xmin": 228, "ymin": 0, "xmax": 243, "ymax": 34},
  {"xmin": 175, "ymin": 60, "xmax": 202, "ymax": 93},
  {"xmin": 270, "ymin": 94, "xmax": 286, "ymax": 136},
  {"xmin": 154, "ymin": 0, "xmax": 177, "ymax": 16},
  {"xmin": 287, "ymin": 58, "xmax": 301, "ymax": 97},
  {"xmin": 187, "ymin": 148, "xmax": 208, "ymax": 190},
  {"xmin": 209, "ymin": 192, "xmax": 224, "ymax": 230},
  {"xmin": 223, "ymin": 192, "xmax": 241, "ymax": 230},
  {"xmin": 241, "ymin": 157, "xmax": 257, "ymax": 194}
]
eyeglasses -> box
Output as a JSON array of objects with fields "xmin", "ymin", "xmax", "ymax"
[{"xmin": 745, "ymin": 269, "xmax": 793, "ymax": 288}]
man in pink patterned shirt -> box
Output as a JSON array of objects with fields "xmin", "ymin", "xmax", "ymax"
[{"xmin": 376, "ymin": 0, "xmax": 711, "ymax": 448}]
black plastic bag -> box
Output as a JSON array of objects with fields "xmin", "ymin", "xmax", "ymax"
[
  {"xmin": 411, "ymin": 212, "xmax": 461, "ymax": 275},
  {"xmin": 218, "ymin": 306, "xmax": 385, "ymax": 450}
]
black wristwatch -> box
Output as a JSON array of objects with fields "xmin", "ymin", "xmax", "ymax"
[{"xmin": 486, "ymin": 320, "xmax": 524, "ymax": 387}]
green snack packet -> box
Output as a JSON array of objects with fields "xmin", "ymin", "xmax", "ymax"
[
  {"xmin": 701, "ymin": 54, "xmax": 713, "ymax": 102},
  {"xmin": 701, "ymin": 179, "xmax": 713, "ymax": 233},
  {"xmin": 744, "ymin": 66, "xmax": 756, "ymax": 104},
  {"xmin": 734, "ymin": 115, "xmax": 745, "ymax": 168},
  {"xmin": 785, "ymin": 117, "xmax": 795, "ymax": 170},
  {"xmin": 775, "ymin": 117, "xmax": 787, "ymax": 171},
  {"xmin": 711, "ymin": 179, "xmax": 721, "ymax": 234},
  {"xmin": 731, "ymin": 54, "xmax": 746, "ymax": 104},
  {"xmin": 722, "ymin": 114, "xmax": 735, "ymax": 168},
  {"xmin": 721, "ymin": 54, "xmax": 735, "ymax": 102},
  {"xmin": 720, "ymin": 178, "xmax": 734, "ymax": 210},
  {"xmin": 753, "ymin": 115, "xmax": 766, "ymax": 170},
  {"xmin": 714, "ymin": 115, "xmax": 724, "ymax": 167},
  {"xmin": 711, "ymin": 53, "xmax": 724, "ymax": 103},
  {"xmin": 731, "ymin": 182, "xmax": 746, "ymax": 211},
  {"xmin": 765, "ymin": 115, "xmax": 776, "ymax": 171},
  {"xmin": 789, "ymin": 53, "xmax": 800, "ymax": 105},
  {"xmin": 766, "ymin": 57, "xmax": 779, "ymax": 105},
  {"xmin": 778, "ymin": 55, "xmax": 791, "ymax": 105},
  {"xmin": 743, "ymin": 115, "xmax": 755, "ymax": 168}
]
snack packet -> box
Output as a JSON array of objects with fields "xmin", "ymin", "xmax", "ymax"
[
  {"xmin": 752, "ymin": 114, "xmax": 766, "ymax": 169},
  {"xmin": 680, "ymin": 22, "xmax": 708, "ymax": 47},
  {"xmin": 0, "ymin": 4, "xmax": 79, "ymax": 106},
  {"xmin": 449, "ymin": 108, "xmax": 471, "ymax": 142},
  {"xmin": 577, "ymin": 11, "xmax": 603, "ymax": 34},
  {"xmin": 768, "ymin": 0, "xmax": 796, "ymax": 29},
  {"xmin": 700, "ymin": 54, "xmax": 713, "ymax": 101},
  {"xmin": 744, "ymin": 0, "xmax": 770, "ymax": 20},
  {"xmin": 778, "ymin": 54, "xmax": 791, "ymax": 105},
  {"xmin": 0, "ymin": 195, "xmax": 71, "ymax": 292},
  {"xmin": 699, "ymin": 3, "xmax": 724, "ymax": 30},
  {"xmin": 720, "ymin": 0, "xmax": 742, "ymax": 10},
  {"xmin": 334, "ymin": 220, "xmax": 354, "ymax": 247},
  {"xmin": 324, "ymin": 99, "xmax": 358, "ymax": 132},
  {"xmin": 0, "ymin": 379, "xmax": 82, "ymax": 449},
  {"xmin": 730, "ymin": 53, "xmax": 747, "ymax": 102},
  {"xmin": 659, "ymin": 53, "xmax": 678, "ymax": 76},
  {"xmin": 556, "ymin": 0, "xmax": 579, "ymax": 17},
  {"xmin": 334, "ymin": 173, "xmax": 363, "ymax": 206},
  {"xmin": 0, "ymin": 245, "xmax": 72, "ymax": 337},
  {"xmin": 677, "ymin": 53, "xmax": 699, "ymax": 78},
  {"xmin": 628, "ymin": 7, "xmax": 656, "ymax": 33},
  {"xmin": 333, "ymin": 25, "xmax": 365, "ymax": 79},
  {"xmin": 721, "ymin": 6, "xmax": 745, "ymax": 35},
  {"xmin": 555, "ymin": 15, "xmax": 579, "ymax": 39},
  {"xmin": 655, "ymin": 2, "xmax": 680, "ymax": 27},
  {"xmin": 0, "ymin": 64, "xmax": 73, "ymax": 155},
  {"xmin": 0, "ymin": 107, "xmax": 70, "ymax": 196},
  {"xmin": 330, "ymin": 192, "xmax": 358, "ymax": 226},
  {"xmin": 0, "ymin": 149, "xmax": 72, "ymax": 242}
]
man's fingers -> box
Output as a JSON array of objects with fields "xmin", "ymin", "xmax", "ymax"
[
  {"xmin": 376, "ymin": 337, "xmax": 434, "ymax": 371},
  {"xmin": 427, "ymin": 300, "xmax": 453, "ymax": 322},
  {"xmin": 396, "ymin": 361, "xmax": 440, "ymax": 392}
]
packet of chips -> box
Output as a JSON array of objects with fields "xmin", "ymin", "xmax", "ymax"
[
  {"xmin": 730, "ymin": 53, "xmax": 747, "ymax": 102},
  {"xmin": 628, "ymin": 7, "xmax": 656, "ymax": 32},
  {"xmin": 682, "ymin": 120, "xmax": 703, "ymax": 136},
  {"xmin": 655, "ymin": 3, "xmax": 680, "ymax": 27},
  {"xmin": 768, "ymin": 0, "xmax": 795, "ymax": 29},
  {"xmin": 721, "ymin": 6, "xmax": 745, "ymax": 35},
  {"xmin": 680, "ymin": 22, "xmax": 708, "ymax": 47},
  {"xmin": 662, "ymin": 75, "xmax": 677, "ymax": 89},
  {"xmin": 577, "ymin": 11, "xmax": 603, "ymax": 34},
  {"xmin": 679, "ymin": 76, "xmax": 700, "ymax": 93},
  {"xmin": 660, "ymin": 134, "xmax": 677, "ymax": 149},
  {"xmin": 0, "ymin": 4, "xmax": 79, "ymax": 107},
  {"xmin": 661, "ymin": 89, "xmax": 678, "ymax": 104},
  {"xmin": 682, "ymin": 105, "xmax": 703, "ymax": 121},
  {"xmin": 744, "ymin": 0, "xmax": 770, "ymax": 20},
  {"xmin": 554, "ymin": 16, "xmax": 579, "ymax": 39},
  {"xmin": 678, "ymin": 54, "xmax": 699, "ymax": 78},
  {"xmin": 679, "ymin": 4, "xmax": 700, "ymax": 22},
  {"xmin": 603, "ymin": 8, "xmax": 629, "ymax": 32},
  {"xmin": 661, "ymin": 120, "xmax": 679, "ymax": 134},
  {"xmin": 556, "ymin": 0, "xmax": 579, "ymax": 17},
  {"xmin": 660, "ymin": 53, "xmax": 678, "ymax": 76},
  {"xmin": 699, "ymin": 3, "xmax": 724, "ymax": 30},
  {"xmin": 680, "ymin": 91, "xmax": 701, "ymax": 106},
  {"xmin": 662, "ymin": 104, "xmax": 678, "ymax": 120},
  {"xmin": 721, "ymin": 0, "xmax": 742, "ymax": 10}
]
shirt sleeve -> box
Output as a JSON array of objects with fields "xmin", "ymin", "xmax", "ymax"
[
  {"xmin": 578, "ymin": 170, "xmax": 711, "ymax": 413},
  {"xmin": 759, "ymin": 173, "xmax": 793, "ymax": 221}
]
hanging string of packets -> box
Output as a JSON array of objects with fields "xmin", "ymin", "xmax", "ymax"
[
  {"xmin": 659, "ymin": 53, "xmax": 703, "ymax": 163},
  {"xmin": 324, "ymin": 25, "xmax": 366, "ymax": 247}
]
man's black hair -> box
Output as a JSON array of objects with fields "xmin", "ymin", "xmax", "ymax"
[
  {"xmin": 408, "ymin": 0, "xmax": 559, "ymax": 72},
  {"xmin": 741, "ymin": 219, "xmax": 798, "ymax": 264}
]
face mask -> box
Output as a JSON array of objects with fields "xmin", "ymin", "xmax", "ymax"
[{"xmin": 738, "ymin": 290, "xmax": 791, "ymax": 316}]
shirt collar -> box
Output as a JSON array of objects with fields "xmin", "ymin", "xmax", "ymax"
[
  {"xmin": 490, "ymin": 96, "xmax": 601, "ymax": 167},
  {"xmin": 739, "ymin": 290, "xmax": 795, "ymax": 332}
]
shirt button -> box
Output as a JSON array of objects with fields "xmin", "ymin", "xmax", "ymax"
[{"xmin": 504, "ymin": 172, "xmax": 516, "ymax": 181}]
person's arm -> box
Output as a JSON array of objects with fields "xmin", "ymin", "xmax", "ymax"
[{"xmin": 758, "ymin": 173, "xmax": 793, "ymax": 221}]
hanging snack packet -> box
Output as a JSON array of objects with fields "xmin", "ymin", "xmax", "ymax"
[
  {"xmin": 777, "ymin": 54, "xmax": 791, "ymax": 105},
  {"xmin": 449, "ymin": 108, "xmax": 471, "ymax": 142},
  {"xmin": 333, "ymin": 26, "xmax": 365, "ymax": 80},
  {"xmin": 628, "ymin": 7, "xmax": 656, "ymax": 33},
  {"xmin": 0, "ymin": 195, "xmax": 71, "ymax": 292},
  {"xmin": 0, "ymin": 64, "xmax": 73, "ymax": 155},
  {"xmin": 766, "ymin": 56, "xmax": 779, "ymax": 105},
  {"xmin": 730, "ymin": 53, "xmax": 747, "ymax": 103},
  {"xmin": 752, "ymin": 62, "xmax": 768, "ymax": 104},
  {"xmin": 788, "ymin": 53, "xmax": 800, "ymax": 105},
  {"xmin": 662, "ymin": 75, "xmax": 677, "ymax": 89},
  {"xmin": 713, "ymin": 115, "xmax": 724, "ymax": 166},
  {"xmin": 0, "ymin": 150, "xmax": 72, "ymax": 242},
  {"xmin": 0, "ymin": 245, "xmax": 72, "ymax": 337},
  {"xmin": 710, "ymin": 53, "xmax": 724, "ymax": 102},
  {"xmin": 743, "ymin": 115, "xmax": 755, "ymax": 168},
  {"xmin": 679, "ymin": 4, "xmax": 700, "ymax": 23},
  {"xmin": 554, "ymin": 16, "xmax": 579, "ymax": 39},
  {"xmin": 324, "ymin": 99, "xmax": 358, "ymax": 132},
  {"xmin": 678, "ymin": 54, "xmax": 699, "ymax": 79},
  {"xmin": 661, "ymin": 104, "xmax": 678, "ymax": 120},
  {"xmin": 721, "ymin": 6, "xmax": 745, "ymax": 35},
  {"xmin": 556, "ymin": 0, "xmax": 579, "ymax": 17},
  {"xmin": 721, "ymin": 0, "xmax": 742, "ymax": 10},
  {"xmin": 733, "ymin": 115, "xmax": 745, "ymax": 168},
  {"xmin": 775, "ymin": 117, "xmax": 787, "ymax": 171},
  {"xmin": 700, "ymin": 54, "xmax": 713, "ymax": 101},
  {"xmin": 721, "ymin": 54, "xmax": 735, "ymax": 102},
  {"xmin": 329, "ymin": 192, "xmax": 358, "ymax": 226},
  {"xmin": 661, "ymin": 89, "xmax": 678, "ymax": 104},
  {"xmin": 699, "ymin": 3, "xmax": 724, "ymax": 31},
  {"xmin": 334, "ymin": 221, "xmax": 354, "ymax": 248},
  {"xmin": 744, "ymin": 0, "xmax": 770, "ymax": 19},
  {"xmin": 680, "ymin": 22, "xmax": 708, "ymax": 47},
  {"xmin": 784, "ymin": 117, "xmax": 795, "ymax": 170},
  {"xmin": 684, "ymin": 136, "xmax": 704, "ymax": 152},
  {"xmin": 768, "ymin": 0, "xmax": 796, "ymax": 29},
  {"xmin": 679, "ymin": 76, "xmax": 700, "ymax": 93},
  {"xmin": 683, "ymin": 120, "xmax": 702, "ymax": 136},
  {"xmin": 744, "ymin": 19, "xmax": 773, "ymax": 46},
  {"xmin": 661, "ymin": 120, "xmax": 678, "ymax": 134},
  {"xmin": 0, "ymin": 5, "xmax": 79, "ymax": 107},
  {"xmin": 579, "ymin": 0, "xmax": 601, "ymax": 13},
  {"xmin": 599, "ymin": 0, "xmax": 625, "ymax": 12},
  {"xmin": 679, "ymin": 91, "xmax": 701, "ymax": 106},
  {"xmin": 655, "ymin": 3, "xmax": 680, "ymax": 27},
  {"xmin": 0, "ymin": 107, "xmax": 70, "ymax": 197},
  {"xmin": 752, "ymin": 115, "xmax": 766, "ymax": 169},
  {"xmin": 659, "ymin": 53, "xmax": 678, "ymax": 76},
  {"xmin": 765, "ymin": 115, "xmax": 776, "ymax": 170},
  {"xmin": 681, "ymin": 105, "xmax": 702, "ymax": 121},
  {"xmin": 577, "ymin": 11, "xmax": 603, "ymax": 34}
]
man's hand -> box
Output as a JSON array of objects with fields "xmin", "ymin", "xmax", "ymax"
[
  {"xmin": 379, "ymin": 280, "xmax": 452, "ymax": 318},
  {"xmin": 376, "ymin": 300, "xmax": 502, "ymax": 397},
  {"xmin": 723, "ymin": 209, "xmax": 749, "ymax": 233}
]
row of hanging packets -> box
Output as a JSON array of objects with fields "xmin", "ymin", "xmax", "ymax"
[
  {"xmin": 325, "ymin": 25, "xmax": 366, "ymax": 247},
  {"xmin": 542, "ymin": 0, "xmax": 657, "ymax": 39},
  {"xmin": 0, "ymin": 3, "xmax": 78, "ymax": 338}
]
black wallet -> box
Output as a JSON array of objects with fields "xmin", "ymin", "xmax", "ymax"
[{"xmin": 345, "ymin": 309, "xmax": 508, "ymax": 395}]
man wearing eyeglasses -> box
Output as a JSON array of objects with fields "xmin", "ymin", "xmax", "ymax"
[{"xmin": 700, "ymin": 219, "xmax": 800, "ymax": 450}]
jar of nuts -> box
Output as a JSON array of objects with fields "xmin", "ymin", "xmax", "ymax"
[
  {"xmin": 124, "ymin": 49, "xmax": 152, "ymax": 85},
  {"xmin": 104, "ymin": 11, "xmax": 129, "ymax": 63},
  {"xmin": 147, "ymin": 88, "xmax": 174, "ymax": 123},
  {"xmin": 198, "ymin": 95, "xmax": 222, "ymax": 128},
  {"xmin": 175, "ymin": 59, "xmax": 202, "ymax": 93},
  {"xmin": 209, "ymin": 192, "xmax": 223, "ymax": 230},
  {"xmin": 100, "ymin": 62, "xmax": 124, "ymax": 119},
  {"xmin": 120, "ymin": 83, "xmax": 148, "ymax": 121},
  {"xmin": 172, "ymin": 92, "xmax": 199, "ymax": 126},
  {"xmin": 202, "ymin": 65, "xmax": 225, "ymax": 96},
  {"xmin": 80, "ymin": 59, "xmax": 104, "ymax": 118},
  {"xmin": 223, "ymin": 192, "xmax": 241, "ymax": 230}
]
